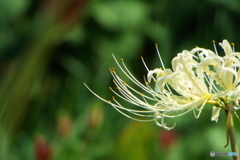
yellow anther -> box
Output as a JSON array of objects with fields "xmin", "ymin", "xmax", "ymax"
[
  {"xmin": 231, "ymin": 43, "xmax": 235, "ymax": 46},
  {"xmin": 107, "ymin": 100, "xmax": 111, "ymax": 103},
  {"xmin": 145, "ymin": 82, "xmax": 149, "ymax": 85},
  {"xmin": 212, "ymin": 40, "xmax": 215, "ymax": 43},
  {"xmin": 109, "ymin": 87, "xmax": 112, "ymax": 90},
  {"xmin": 116, "ymin": 87, "xmax": 121, "ymax": 90},
  {"xmin": 155, "ymin": 43, "xmax": 158, "ymax": 47},
  {"xmin": 113, "ymin": 79, "xmax": 116, "ymax": 82},
  {"xmin": 154, "ymin": 80, "xmax": 157, "ymax": 83},
  {"xmin": 190, "ymin": 97, "xmax": 193, "ymax": 100},
  {"xmin": 195, "ymin": 46, "xmax": 199, "ymax": 48},
  {"xmin": 140, "ymin": 56, "xmax": 144, "ymax": 60},
  {"xmin": 112, "ymin": 96, "xmax": 115, "ymax": 100},
  {"xmin": 188, "ymin": 87, "xmax": 192, "ymax": 90},
  {"xmin": 140, "ymin": 93, "xmax": 144, "ymax": 96},
  {"xmin": 122, "ymin": 81, "xmax": 125, "ymax": 84},
  {"xmin": 120, "ymin": 58, "xmax": 124, "ymax": 62}
]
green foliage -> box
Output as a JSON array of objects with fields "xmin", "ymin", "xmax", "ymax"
[{"xmin": 0, "ymin": 0, "xmax": 239, "ymax": 159}]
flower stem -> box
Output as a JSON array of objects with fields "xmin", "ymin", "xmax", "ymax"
[
  {"xmin": 228, "ymin": 115, "xmax": 239, "ymax": 160},
  {"xmin": 225, "ymin": 103, "xmax": 239, "ymax": 160}
]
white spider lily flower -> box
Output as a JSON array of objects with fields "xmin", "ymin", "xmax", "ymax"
[{"xmin": 85, "ymin": 39, "xmax": 240, "ymax": 130}]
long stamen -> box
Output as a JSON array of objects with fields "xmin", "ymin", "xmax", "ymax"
[
  {"xmin": 231, "ymin": 42, "xmax": 235, "ymax": 52},
  {"xmin": 212, "ymin": 40, "xmax": 219, "ymax": 56},
  {"xmin": 155, "ymin": 43, "xmax": 166, "ymax": 70},
  {"xmin": 141, "ymin": 56, "xmax": 150, "ymax": 72},
  {"xmin": 112, "ymin": 55, "xmax": 152, "ymax": 94}
]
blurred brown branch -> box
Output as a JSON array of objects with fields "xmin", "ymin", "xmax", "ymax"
[{"xmin": 0, "ymin": 0, "xmax": 90, "ymax": 142}]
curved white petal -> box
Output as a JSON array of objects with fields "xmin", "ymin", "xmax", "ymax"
[
  {"xmin": 211, "ymin": 106, "xmax": 221, "ymax": 122},
  {"xmin": 219, "ymin": 39, "xmax": 233, "ymax": 56}
]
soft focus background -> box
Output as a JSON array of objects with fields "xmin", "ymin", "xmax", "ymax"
[{"xmin": 0, "ymin": 0, "xmax": 239, "ymax": 159}]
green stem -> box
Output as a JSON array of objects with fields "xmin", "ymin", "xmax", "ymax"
[
  {"xmin": 228, "ymin": 115, "xmax": 239, "ymax": 160},
  {"xmin": 225, "ymin": 103, "xmax": 239, "ymax": 160}
]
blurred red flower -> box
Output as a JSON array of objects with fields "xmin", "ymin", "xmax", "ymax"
[
  {"xmin": 35, "ymin": 136, "xmax": 52, "ymax": 160},
  {"xmin": 159, "ymin": 130, "xmax": 178, "ymax": 150}
]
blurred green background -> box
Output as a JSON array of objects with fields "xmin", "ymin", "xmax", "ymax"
[{"xmin": 0, "ymin": 0, "xmax": 239, "ymax": 159}]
